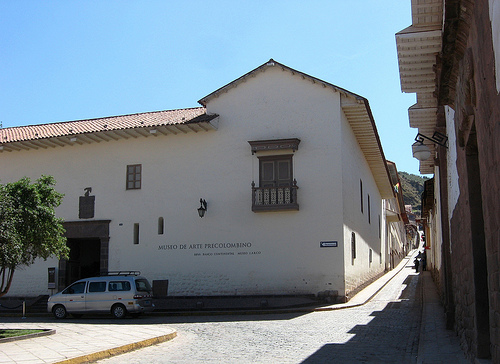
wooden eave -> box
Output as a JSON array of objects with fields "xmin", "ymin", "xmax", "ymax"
[
  {"xmin": 0, "ymin": 114, "xmax": 219, "ymax": 153},
  {"xmin": 341, "ymin": 95, "xmax": 394, "ymax": 199},
  {"xmin": 396, "ymin": 0, "xmax": 444, "ymax": 175}
]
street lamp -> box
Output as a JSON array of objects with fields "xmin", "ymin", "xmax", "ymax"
[
  {"xmin": 412, "ymin": 141, "xmax": 432, "ymax": 161},
  {"xmin": 412, "ymin": 132, "xmax": 448, "ymax": 161}
]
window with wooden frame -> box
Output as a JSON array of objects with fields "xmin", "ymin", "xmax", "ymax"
[
  {"xmin": 249, "ymin": 138, "xmax": 300, "ymax": 212},
  {"xmin": 258, "ymin": 155, "xmax": 293, "ymax": 188},
  {"xmin": 126, "ymin": 164, "xmax": 142, "ymax": 190}
]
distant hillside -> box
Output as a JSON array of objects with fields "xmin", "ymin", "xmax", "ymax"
[{"xmin": 398, "ymin": 172, "xmax": 429, "ymax": 216}]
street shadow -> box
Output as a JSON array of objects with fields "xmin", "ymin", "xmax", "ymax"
[
  {"xmin": 1, "ymin": 309, "xmax": 313, "ymax": 325},
  {"xmin": 301, "ymin": 273, "xmax": 422, "ymax": 364}
]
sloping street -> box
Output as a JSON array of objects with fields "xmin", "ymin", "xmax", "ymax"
[{"xmin": 96, "ymin": 255, "xmax": 467, "ymax": 364}]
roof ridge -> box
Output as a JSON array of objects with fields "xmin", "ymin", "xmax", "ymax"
[{"xmin": 198, "ymin": 59, "xmax": 366, "ymax": 106}]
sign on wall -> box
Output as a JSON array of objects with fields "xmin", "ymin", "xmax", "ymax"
[
  {"xmin": 320, "ymin": 241, "xmax": 338, "ymax": 248},
  {"xmin": 158, "ymin": 242, "xmax": 261, "ymax": 257}
]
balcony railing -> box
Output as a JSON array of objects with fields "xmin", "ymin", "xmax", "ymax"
[{"xmin": 251, "ymin": 180, "xmax": 299, "ymax": 212}]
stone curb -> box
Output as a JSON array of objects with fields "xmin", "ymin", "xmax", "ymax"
[{"xmin": 53, "ymin": 330, "xmax": 177, "ymax": 364}]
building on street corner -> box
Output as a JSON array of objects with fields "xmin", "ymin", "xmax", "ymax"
[
  {"xmin": 0, "ymin": 60, "xmax": 407, "ymax": 304},
  {"xmin": 384, "ymin": 160, "xmax": 412, "ymax": 271},
  {"xmin": 396, "ymin": 0, "xmax": 500, "ymax": 361}
]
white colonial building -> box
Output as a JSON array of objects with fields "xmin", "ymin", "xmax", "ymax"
[{"xmin": 0, "ymin": 60, "xmax": 397, "ymax": 301}]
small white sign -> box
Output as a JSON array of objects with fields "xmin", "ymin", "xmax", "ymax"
[{"xmin": 320, "ymin": 241, "xmax": 338, "ymax": 248}]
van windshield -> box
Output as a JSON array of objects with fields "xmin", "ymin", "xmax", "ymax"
[{"xmin": 135, "ymin": 279, "xmax": 152, "ymax": 292}]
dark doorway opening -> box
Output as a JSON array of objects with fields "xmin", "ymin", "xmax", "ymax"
[
  {"xmin": 466, "ymin": 125, "xmax": 490, "ymax": 359},
  {"xmin": 59, "ymin": 220, "xmax": 110, "ymax": 290},
  {"xmin": 65, "ymin": 238, "xmax": 101, "ymax": 284}
]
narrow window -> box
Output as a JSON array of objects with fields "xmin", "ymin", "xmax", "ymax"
[
  {"xmin": 127, "ymin": 164, "xmax": 142, "ymax": 190},
  {"xmin": 133, "ymin": 223, "xmax": 140, "ymax": 245},
  {"xmin": 351, "ymin": 232, "xmax": 356, "ymax": 264},
  {"xmin": 368, "ymin": 194, "xmax": 371, "ymax": 224},
  {"xmin": 158, "ymin": 217, "xmax": 164, "ymax": 235},
  {"xmin": 378, "ymin": 215, "xmax": 381, "ymax": 239},
  {"xmin": 360, "ymin": 180, "xmax": 363, "ymax": 213},
  {"xmin": 369, "ymin": 249, "xmax": 373, "ymax": 264}
]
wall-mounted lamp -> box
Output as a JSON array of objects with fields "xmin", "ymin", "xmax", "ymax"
[
  {"xmin": 412, "ymin": 141, "xmax": 431, "ymax": 161},
  {"xmin": 197, "ymin": 198, "xmax": 207, "ymax": 218},
  {"xmin": 412, "ymin": 132, "xmax": 448, "ymax": 161}
]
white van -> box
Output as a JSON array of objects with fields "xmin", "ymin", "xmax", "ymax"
[{"xmin": 47, "ymin": 271, "xmax": 154, "ymax": 319}]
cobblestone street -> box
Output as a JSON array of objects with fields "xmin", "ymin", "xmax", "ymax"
[{"xmin": 98, "ymin": 265, "xmax": 423, "ymax": 364}]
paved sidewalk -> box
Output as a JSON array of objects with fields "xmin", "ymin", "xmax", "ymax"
[
  {"xmin": 0, "ymin": 252, "xmax": 470, "ymax": 363},
  {"xmin": 417, "ymin": 271, "xmax": 470, "ymax": 363},
  {"xmin": 0, "ymin": 320, "xmax": 176, "ymax": 363}
]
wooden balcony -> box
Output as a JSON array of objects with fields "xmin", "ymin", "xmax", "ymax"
[{"xmin": 251, "ymin": 180, "xmax": 299, "ymax": 212}]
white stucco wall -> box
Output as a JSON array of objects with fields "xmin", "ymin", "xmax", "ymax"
[
  {"xmin": 2, "ymin": 65, "xmax": 383, "ymax": 299},
  {"xmin": 340, "ymin": 100, "xmax": 385, "ymax": 296},
  {"xmin": 203, "ymin": 65, "xmax": 347, "ymax": 296},
  {"xmin": 445, "ymin": 106, "xmax": 460, "ymax": 224},
  {"xmin": 384, "ymin": 198, "xmax": 407, "ymax": 269},
  {"xmin": 429, "ymin": 168, "xmax": 443, "ymax": 271}
]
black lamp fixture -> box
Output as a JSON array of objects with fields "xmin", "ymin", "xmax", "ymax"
[
  {"xmin": 197, "ymin": 198, "xmax": 207, "ymax": 218},
  {"xmin": 412, "ymin": 131, "xmax": 448, "ymax": 161}
]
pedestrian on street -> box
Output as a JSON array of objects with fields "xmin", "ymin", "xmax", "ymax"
[
  {"xmin": 414, "ymin": 256, "xmax": 420, "ymax": 272},
  {"xmin": 422, "ymin": 250, "xmax": 427, "ymax": 271}
]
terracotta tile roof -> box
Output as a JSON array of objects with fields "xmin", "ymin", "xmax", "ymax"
[{"xmin": 0, "ymin": 107, "xmax": 212, "ymax": 144}]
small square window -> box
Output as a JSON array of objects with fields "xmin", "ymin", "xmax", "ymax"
[{"xmin": 127, "ymin": 164, "xmax": 142, "ymax": 190}]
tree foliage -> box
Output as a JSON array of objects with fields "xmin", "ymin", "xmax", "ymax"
[
  {"xmin": 0, "ymin": 176, "xmax": 69, "ymax": 297},
  {"xmin": 398, "ymin": 171, "xmax": 429, "ymax": 216}
]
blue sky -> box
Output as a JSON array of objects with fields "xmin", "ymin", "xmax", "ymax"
[{"xmin": 0, "ymin": 1, "xmax": 420, "ymax": 174}]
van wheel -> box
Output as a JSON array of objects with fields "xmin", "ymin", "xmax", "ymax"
[
  {"xmin": 111, "ymin": 304, "xmax": 127, "ymax": 319},
  {"xmin": 53, "ymin": 305, "xmax": 67, "ymax": 319}
]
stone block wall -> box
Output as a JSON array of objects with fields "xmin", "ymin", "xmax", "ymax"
[{"xmin": 445, "ymin": 0, "xmax": 500, "ymax": 360}]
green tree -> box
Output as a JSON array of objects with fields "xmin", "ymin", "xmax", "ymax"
[
  {"xmin": 398, "ymin": 171, "xmax": 428, "ymax": 216},
  {"xmin": 0, "ymin": 176, "xmax": 69, "ymax": 297}
]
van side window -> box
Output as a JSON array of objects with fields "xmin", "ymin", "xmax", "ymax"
[
  {"xmin": 88, "ymin": 282, "xmax": 106, "ymax": 293},
  {"xmin": 109, "ymin": 281, "xmax": 131, "ymax": 291},
  {"xmin": 135, "ymin": 279, "xmax": 152, "ymax": 292},
  {"xmin": 63, "ymin": 281, "xmax": 86, "ymax": 294}
]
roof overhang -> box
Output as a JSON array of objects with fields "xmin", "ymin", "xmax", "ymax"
[
  {"xmin": 386, "ymin": 209, "xmax": 401, "ymax": 222},
  {"xmin": 396, "ymin": 0, "xmax": 443, "ymax": 175},
  {"xmin": 341, "ymin": 96, "xmax": 394, "ymax": 199},
  {"xmin": 0, "ymin": 109, "xmax": 219, "ymax": 153}
]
